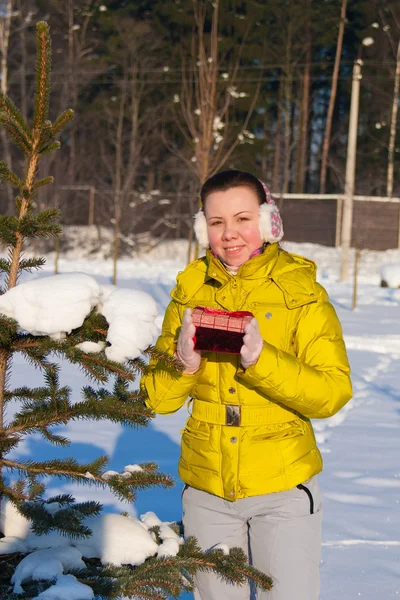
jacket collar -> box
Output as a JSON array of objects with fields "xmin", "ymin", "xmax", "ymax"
[
  {"xmin": 206, "ymin": 245, "xmax": 318, "ymax": 308},
  {"xmin": 206, "ymin": 243, "xmax": 279, "ymax": 282}
]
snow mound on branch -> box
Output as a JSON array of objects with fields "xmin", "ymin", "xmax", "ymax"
[
  {"xmin": 25, "ymin": 531, "xmax": 72, "ymax": 551},
  {"xmin": 34, "ymin": 574, "xmax": 94, "ymax": 600},
  {"xmin": 1, "ymin": 499, "xmax": 183, "ymax": 573},
  {"xmin": 11, "ymin": 546, "xmax": 85, "ymax": 594},
  {"xmin": 102, "ymin": 288, "xmax": 158, "ymax": 362},
  {"xmin": 0, "ymin": 273, "xmax": 158, "ymax": 362},
  {"xmin": 75, "ymin": 340, "xmax": 107, "ymax": 353},
  {"xmin": 0, "ymin": 536, "xmax": 27, "ymax": 554},
  {"xmin": 0, "ymin": 273, "xmax": 100, "ymax": 337},
  {"xmin": 73, "ymin": 513, "xmax": 158, "ymax": 566},
  {"xmin": 0, "ymin": 499, "xmax": 30, "ymax": 538},
  {"xmin": 141, "ymin": 511, "xmax": 183, "ymax": 557}
]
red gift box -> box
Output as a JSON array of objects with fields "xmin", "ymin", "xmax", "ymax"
[{"xmin": 192, "ymin": 306, "xmax": 254, "ymax": 354}]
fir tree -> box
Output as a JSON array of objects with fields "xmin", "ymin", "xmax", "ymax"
[{"xmin": 0, "ymin": 22, "xmax": 273, "ymax": 599}]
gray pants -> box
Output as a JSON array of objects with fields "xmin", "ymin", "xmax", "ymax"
[{"xmin": 182, "ymin": 477, "xmax": 322, "ymax": 600}]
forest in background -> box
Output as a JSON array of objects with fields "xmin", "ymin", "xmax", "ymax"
[{"xmin": 1, "ymin": 0, "xmax": 400, "ymax": 249}]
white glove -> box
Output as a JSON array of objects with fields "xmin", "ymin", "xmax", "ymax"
[
  {"xmin": 240, "ymin": 318, "xmax": 263, "ymax": 369},
  {"xmin": 176, "ymin": 308, "xmax": 201, "ymax": 374}
]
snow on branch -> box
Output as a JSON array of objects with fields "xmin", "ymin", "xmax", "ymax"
[{"xmin": 0, "ymin": 273, "xmax": 158, "ymax": 363}]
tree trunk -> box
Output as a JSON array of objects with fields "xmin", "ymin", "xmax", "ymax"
[
  {"xmin": 19, "ymin": 17, "xmax": 27, "ymax": 120},
  {"xmin": 387, "ymin": 40, "xmax": 400, "ymax": 198},
  {"xmin": 112, "ymin": 80, "xmax": 127, "ymax": 285},
  {"xmin": 67, "ymin": 0, "xmax": 77, "ymax": 183},
  {"xmin": 319, "ymin": 0, "xmax": 347, "ymax": 193},
  {"xmin": 0, "ymin": 0, "xmax": 14, "ymax": 212},
  {"xmin": 295, "ymin": 10, "xmax": 311, "ymax": 193},
  {"xmin": 281, "ymin": 70, "xmax": 293, "ymax": 196},
  {"xmin": 261, "ymin": 98, "xmax": 269, "ymax": 180},
  {"xmin": 272, "ymin": 73, "xmax": 283, "ymax": 193}
]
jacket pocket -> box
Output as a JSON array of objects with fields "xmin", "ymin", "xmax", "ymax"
[
  {"xmin": 296, "ymin": 476, "xmax": 322, "ymax": 515},
  {"xmin": 181, "ymin": 417, "xmax": 210, "ymax": 441},
  {"xmin": 250, "ymin": 419, "xmax": 307, "ymax": 443}
]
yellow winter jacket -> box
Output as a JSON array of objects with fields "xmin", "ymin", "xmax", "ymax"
[{"xmin": 142, "ymin": 243, "xmax": 352, "ymax": 501}]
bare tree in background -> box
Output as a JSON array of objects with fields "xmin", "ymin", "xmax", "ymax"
[
  {"xmin": 295, "ymin": 0, "xmax": 312, "ymax": 193},
  {"xmin": 319, "ymin": 0, "xmax": 347, "ymax": 193},
  {"xmin": 15, "ymin": 0, "xmax": 36, "ymax": 121},
  {"xmin": 264, "ymin": 2, "xmax": 308, "ymax": 197},
  {"xmin": 380, "ymin": 4, "xmax": 400, "ymax": 197},
  {"xmin": 387, "ymin": 40, "xmax": 400, "ymax": 197},
  {"xmin": 66, "ymin": 0, "xmax": 101, "ymax": 183},
  {"xmin": 168, "ymin": 0, "xmax": 262, "ymax": 259},
  {"xmin": 98, "ymin": 18, "xmax": 162, "ymax": 284}
]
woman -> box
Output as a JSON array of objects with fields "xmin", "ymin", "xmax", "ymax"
[{"xmin": 141, "ymin": 170, "xmax": 352, "ymax": 600}]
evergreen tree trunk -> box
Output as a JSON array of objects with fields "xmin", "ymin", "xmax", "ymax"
[{"xmin": 319, "ymin": 0, "xmax": 347, "ymax": 193}]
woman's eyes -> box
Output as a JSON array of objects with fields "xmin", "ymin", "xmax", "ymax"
[{"xmin": 210, "ymin": 217, "xmax": 249, "ymax": 226}]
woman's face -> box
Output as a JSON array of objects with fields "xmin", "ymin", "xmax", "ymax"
[{"xmin": 204, "ymin": 186, "xmax": 263, "ymax": 267}]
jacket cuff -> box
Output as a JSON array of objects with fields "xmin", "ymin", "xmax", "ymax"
[
  {"xmin": 145, "ymin": 356, "xmax": 208, "ymax": 412},
  {"xmin": 237, "ymin": 342, "xmax": 275, "ymax": 383}
]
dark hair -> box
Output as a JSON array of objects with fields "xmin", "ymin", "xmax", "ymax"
[{"xmin": 200, "ymin": 170, "xmax": 267, "ymax": 206}]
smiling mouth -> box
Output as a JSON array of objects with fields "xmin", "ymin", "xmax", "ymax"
[{"xmin": 224, "ymin": 246, "xmax": 243, "ymax": 253}]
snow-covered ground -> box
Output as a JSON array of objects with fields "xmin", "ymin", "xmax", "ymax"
[{"xmin": 4, "ymin": 237, "xmax": 400, "ymax": 599}]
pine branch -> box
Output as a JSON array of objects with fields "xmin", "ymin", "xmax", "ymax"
[
  {"xmin": 0, "ymin": 433, "xmax": 21, "ymax": 456},
  {"xmin": 0, "ymin": 484, "xmax": 29, "ymax": 503},
  {"xmin": 18, "ymin": 211, "xmax": 61, "ymax": 239},
  {"xmin": 7, "ymin": 389, "xmax": 152, "ymax": 436},
  {"xmin": 59, "ymin": 344, "xmax": 136, "ymax": 383},
  {"xmin": 127, "ymin": 356, "xmax": 148, "ymax": 375},
  {"xmin": 18, "ymin": 257, "xmax": 46, "ymax": 273},
  {"xmin": 2, "ymin": 456, "xmax": 109, "ymax": 484},
  {"xmin": 38, "ymin": 140, "xmax": 60, "ymax": 155},
  {"xmin": 103, "ymin": 467, "xmax": 174, "ymax": 503},
  {"xmin": 11, "ymin": 334, "xmax": 59, "ymax": 352},
  {"xmin": 108, "ymin": 538, "xmax": 273, "ymax": 599},
  {"xmin": 52, "ymin": 108, "xmax": 74, "ymax": 137},
  {"xmin": 4, "ymin": 386, "xmax": 50, "ymax": 401},
  {"xmin": 39, "ymin": 427, "xmax": 70, "ymax": 446},
  {"xmin": 33, "ymin": 22, "xmax": 52, "ymax": 132},
  {"xmin": 1, "ymin": 477, "xmax": 46, "ymax": 503},
  {"xmin": 17, "ymin": 497, "xmax": 102, "ymax": 539},
  {"xmin": 144, "ymin": 346, "xmax": 183, "ymax": 372},
  {"xmin": 0, "ymin": 258, "xmax": 10, "ymax": 273},
  {"xmin": 19, "ymin": 346, "xmax": 57, "ymax": 373},
  {"xmin": 36, "ymin": 207, "xmax": 61, "ymax": 225},
  {"xmin": 0, "ymin": 162, "xmax": 24, "ymax": 190},
  {"xmin": 0, "ymin": 92, "xmax": 31, "ymax": 138},
  {"xmin": 0, "ymin": 113, "xmax": 33, "ymax": 155},
  {"xmin": 37, "ymin": 119, "xmax": 53, "ymax": 148},
  {"xmin": 0, "ymin": 315, "xmax": 18, "ymax": 348},
  {"xmin": 0, "ymin": 216, "xmax": 18, "ymax": 246},
  {"xmin": 32, "ymin": 176, "xmax": 54, "ymax": 190}
]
